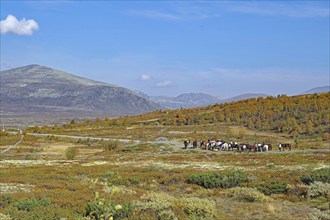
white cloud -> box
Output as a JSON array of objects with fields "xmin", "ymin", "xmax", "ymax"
[
  {"xmin": 128, "ymin": 10, "xmax": 180, "ymax": 20},
  {"xmin": 1, "ymin": 15, "xmax": 39, "ymax": 35},
  {"xmin": 140, "ymin": 74, "xmax": 151, "ymax": 81},
  {"xmin": 228, "ymin": 2, "xmax": 329, "ymax": 18},
  {"xmin": 156, "ymin": 80, "xmax": 173, "ymax": 87},
  {"xmin": 127, "ymin": 4, "xmax": 211, "ymax": 21}
]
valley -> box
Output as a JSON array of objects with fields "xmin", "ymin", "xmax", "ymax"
[
  {"xmin": 0, "ymin": 92, "xmax": 329, "ymax": 219},
  {"xmin": 1, "ymin": 1, "xmax": 329, "ymax": 219}
]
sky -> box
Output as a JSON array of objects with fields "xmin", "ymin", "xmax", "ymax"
[{"xmin": 0, "ymin": 0, "xmax": 329, "ymax": 98}]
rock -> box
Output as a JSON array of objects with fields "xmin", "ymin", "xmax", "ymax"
[{"xmin": 155, "ymin": 137, "xmax": 168, "ymax": 142}]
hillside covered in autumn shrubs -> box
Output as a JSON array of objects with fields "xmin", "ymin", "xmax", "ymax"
[{"xmin": 33, "ymin": 92, "xmax": 329, "ymax": 141}]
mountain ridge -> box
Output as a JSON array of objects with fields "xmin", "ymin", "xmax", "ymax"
[
  {"xmin": 302, "ymin": 86, "xmax": 330, "ymax": 95},
  {"xmin": 0, "ymin": 65, "xmax": 161, "ymax": 126},
  {"xmin": 146, "ymin": 92, "xmax": 269, "ymax": 109}
]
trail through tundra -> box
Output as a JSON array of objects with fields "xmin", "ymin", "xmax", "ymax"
[{"xmin": 0, "ymin": 134, "xmax": 24, "ymax": 154}]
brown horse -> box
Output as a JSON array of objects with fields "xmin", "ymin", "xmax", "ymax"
[
  {"xmin": 200, "ymin": 140, "xmax": 206, "ymax": 149},
  {"xmin": 279, "ymin": 143, "xmax": 291, "ymax": 151}
]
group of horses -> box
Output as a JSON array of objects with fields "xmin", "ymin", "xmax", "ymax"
[{"xmin": 183, "ymin": 139, "xmax": 292, "ymax": 152}]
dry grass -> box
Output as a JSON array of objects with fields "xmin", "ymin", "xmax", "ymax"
[{"xmin": 1, "ymin": 121, "xmax": 329, "ymax": 219}]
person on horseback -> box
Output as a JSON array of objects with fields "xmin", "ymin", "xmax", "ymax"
[
  {"xmin": 183, "ymin": 140, "xmax": 189, "ymax": 149},
  {"xmin": 193, "ymin": 140, "xmax": 198, "ymax": 148}
]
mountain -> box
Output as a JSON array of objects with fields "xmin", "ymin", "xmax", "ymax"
[
  {"xmin": 148, "ymin": 93, "xmax": 222, "ymax": 109},
  {"xmin": 220, "ymin": 93, "xmax": 269, "ymax": 104},
  {"xmin": 0, "ymin": 65, "xmax": 161, "ymax": 126},
  {"xmin": 148, "ymin": 92, "xmax": 270, "ymax": 109},
  {"xmin": 302, "ymin": 86, "xmax": 330, "ymax": 95},
  {"xmin": 133, "ymin": 90, "xmax": 150, "ymax": 99}
]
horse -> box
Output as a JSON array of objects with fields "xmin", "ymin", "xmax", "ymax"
[
  {"xmin": 192, "ymin": 140, "xmax": 198, "ymax": 148},
  {"xmin": 230, "ymin": 141, "xmax": 239, "ymax": 151},
  {"xmin": 215, "ymin": 140, "xmax": 224, "ymax": 150},
  {"xmin": 279, "ymin": 143, "xmax": 291, "ymax": 151},
  {"xmin": 255, "ymin": 143, "xmax": 264, "ymax": 152},
  {"xmin": 268, "ymin": 144, "xmax": 272, "ymax": 151},
  {"xmin": 220, "ymin": 142, "xmax": 229, "ymax": 151},
  {"xmin": 263, "ymin": 144, "xmax": 269, "ymax": 152},
  {"xmin": 250, "ymin": 144, "xmax": 258, "ymax": 152},
  {"xmin": 240, "ymin": 143, "xmax": 252, "ymax": 152},
  {"xmin": 207, "ymin": 140, "xmax": 217, "ymax": 150},
  {"xmin": 200, "ymin": 140, "xmax": 206, "ymax": 149},
  {"xmin": 183, "ymin": 140, "xmax": 190, "ymax": 149},
  {"xmin": 240, "ymin": 143, "xmax": 247, "ymax": 152}
]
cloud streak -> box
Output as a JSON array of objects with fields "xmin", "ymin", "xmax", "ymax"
[
  {"xmin": 140, "ymin": 74, "xmax": 151, "ymax": 80},
  {"xmin": 1, "ymin": 15, "xmax": 39, "ymax": 35},
  {"xmin": 127, "ymin": 3, "xmax": 211, "ymax": 21},
  {"xmin": 227, "ymin": 2, "xmax": 329, "ymax": 18},
  {"xmin": 128, "ymin": 2, "xmax": 329, "ymax": 21},
  {"xmin": 128, "ymin": 10, "xmax": 180, "ymax": 20},
  {"xmin": 156, "ymin": 80, "xmax": 173, "ymax": 87}
]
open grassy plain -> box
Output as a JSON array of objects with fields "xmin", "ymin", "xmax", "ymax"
[
  {"xmin": 1, "ymin": 121, "xmax": 329, "ymax": 220},
  {"xmin": 1, "ymin": 94, "xmax": 329, "ymax": 219}
]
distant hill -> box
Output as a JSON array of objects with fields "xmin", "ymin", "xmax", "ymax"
[
  {"xmin": 148, "ymin": 92, "xmax": 270, "ymax": 109},
  {"xmin": 302, "ymin": 86, "xmax": 330, "ymax": 95},
  {"xmin": 0, "ymin": 65, "xmax": 161, "ymax": 126},
  {"xmin": 43, "ymin": 92, "xmax": 330, "ymax": 139},
  {"xmin": 149, "ymin": 93, "xmax": 222, "ymax": 109},
  {"xmin": 220, "ymin": 93, "xmax": 269, "ymax": 104}
]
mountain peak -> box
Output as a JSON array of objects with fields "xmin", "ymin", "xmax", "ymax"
[
  {"xmin": 302, "ymin": 86, "xmax": 330, "ymax": 95},
  {"xmin": 1, "ymin": 65, "xmax": 161, "ymax": 124},
  {"xmin": 1, "ymin": 64, "xmax": 110, "ymax": 87}
]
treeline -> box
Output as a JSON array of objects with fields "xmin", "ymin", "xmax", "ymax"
[
  {"xmin": 163, "ymin": 93, "xmax": 329, "ymax": 138},
  {"xmin": 29, "ymin": 93, "xmax": 330, "ymax": 139}
]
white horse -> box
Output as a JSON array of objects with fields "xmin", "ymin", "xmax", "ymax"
[
  {"xmin": 255, "ymin": 143, "xmax": 263, "ymax": 152},
  {"xmin": 221, "ymin": 142, "xmax": 229, "ymax": 151},
  {"xmin": 263, "ymin": 144, "xmax": 269, "ymax": 152},
  {"xmin": 215, "ymin": 140, "xmax": 224, "ymax": 149},
  {"xmin": 207, "ymin": 141, "xmax": 216, "ymax": 150}
]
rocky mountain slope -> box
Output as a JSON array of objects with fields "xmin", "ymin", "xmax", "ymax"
[
  {"xmin": 219, "ymin": 93, "xmax": 269, "ymax": 104},
  {"xmin": 302, "ymin": 86, "xmax": 330, "ymax": 95},
  {"xmin": 149, "ymin": 93, "xmax": 222, "ymax": 109},
  {"xmin": 0, "ymin": 65, "xmax": 161, "ymax": 125},
  {"xmin": 146, "ymin": 92, "xmax": 269, "ymax": 109}
]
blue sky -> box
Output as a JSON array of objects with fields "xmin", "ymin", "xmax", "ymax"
[{"xmin": 1, "ymin": 1, "xmax": 329, "ymax": 98}]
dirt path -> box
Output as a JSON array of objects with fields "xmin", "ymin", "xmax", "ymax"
[
  {"xmin": 26, "ymin": 132, "xmax": 141, "ymax": 144},
  {"xmin": 0, "ymin": 134, "xmax": 24, "ymax": 154}
]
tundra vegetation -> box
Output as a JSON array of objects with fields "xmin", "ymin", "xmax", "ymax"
[{"xmin": 0, "ymin": 93, "xmax": 329, "ymax": 219}]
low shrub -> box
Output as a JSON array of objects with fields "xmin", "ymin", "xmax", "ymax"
[
  {"xmin": 5, "ymin": 206, "xmax": 78, "ymax": 220},
  {"xmin": 307, "ymin": 209, "xmax": 330, "ymax": 220},
  {"xmin": 306, "ymin": 182, "xmax": 330, "ymax": 198},
  {"xmin": 65, "ymin": 147, "xmax": 79, "ymax": 160},
  {"xmin": 256, "ymin": 181, "xmax": 288, "ymax": 195},
  {"xmin": 226, "ymin": 187, "xmax": 270, "ymax": 202},
  {"xmin": 133, "ymin": 193, "xmax": 174, "ymax": 219},
  {"xmin": 133, "ymin": 192, "xmax": 217, "ymax": 219},
  {"xmin": 175, "ymin": 197, "xmax": 216, "ymax": 219},
  {"xmin": 13, "ymin": 198, "xmax": 51, "ymax": 211},
  {"xmin": 301, "ymin": 168, "xmax": 330, "ymax": 185},
  {"xmin": 0, "ymin": 213, "xmax": 12, "ymax": 220},
  {"xmin": 101, "ymin": 172, "xmax": 116, "ymax": 182},
  {"xmin": 187, "ymin": 171, "xmax": 247, "ymax": 189},
  {"xmin": 127, "ymin": 178, "xmax": 140, "ymax": 186},
  {"xmin": 85, "ymin": 201, "xmax": 131, "ymax": 220},
  {"xmin": 0, "ymin": 195, "xmax": 12, "ymax": 208},
  {"xmin": 287, "ymin": 184, "xmax": 308, "ymax": 197},
  {"xmin": 103, "ymin": 141, "xmax": 120, "ymax": 151},
  {"xmin": 84, "ymin": 179, "xmax": 130, "ymax": 220}
]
